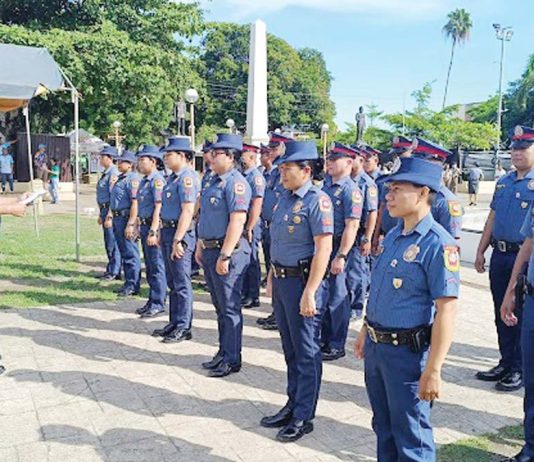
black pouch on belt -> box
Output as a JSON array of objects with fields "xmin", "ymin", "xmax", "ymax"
[
  {"xmin": 516, "ymin": 273, "xmax": 527, "ymax": 312},
  {"xmin": 409, "ymin": 326, "xmax": 432, "ymax": 353},
  {"xmin": 297, "ymin": 258, "xmax": 313, "ymax": 285}
]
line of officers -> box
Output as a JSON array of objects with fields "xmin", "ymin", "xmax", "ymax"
[{"xmin": 93, "ymin": 125, "xmax": 534, "ymax": 461}]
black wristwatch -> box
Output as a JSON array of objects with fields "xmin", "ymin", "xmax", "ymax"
[
  {"xmin": 218, "ymin": 252, "xmax": 231, "ymax": 262},
  {"xmin": 148, "ymin": 229, "xmax": 158, "ymax": 237},
  {"xmin": 336, "ymin": 253, "xmax": 347, "ymax": 259},
  {"xmin": 173, "ymin": 238, "xmax": 187, "ymax": 249},
  {"xmin": 361, "ymin": 237, "xmax": 370, "ymax": 244}
]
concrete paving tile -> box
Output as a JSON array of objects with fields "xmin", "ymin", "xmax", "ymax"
[{"xmin": 0, "ymin": 411, "xmax": 41, "ymax": 448}]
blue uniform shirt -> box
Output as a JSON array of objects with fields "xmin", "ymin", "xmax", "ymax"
[
  {"xmin": 96, "ymin": 165, "xmax": 119, "ymax": 205},
  {"xmin": 198, "ymin": 168, "xmax": 251, "ymax": 239},
  {"xmin": 492, "ymin": 170, "xmax": 534, "ymax": 243},
  {"xmin": 367, "ymin": 213, "xmax": 460, "ymax": 329},
  {"xmin": 245, "ymin": 166, "xmax": 266, "ymax": 232},
  {"xmin": 262, "ymin": 167, "xmax": 285, "ymax": 222},
  {"xmin": 270, "ymin": 180, "xmax": 334, "ymax": 267},
  {"xmin": 431, "ymin": 185, "xmax": 463, "ymax": 239},
  {"xmin": 110, "ymin": 172, "xmax": 140, "ymax": 211},
  {"xmin": 161, "ymin": 167, "xmax": 200, "ymax": 221},
  {"xmin": 322, "ymin": 175, "xmax": 362, "ymax": 237},
  {"xmin": 137, "ymin": 171, "xmax": 166, "ymax": 219},
  {"xmin": 201, "ymin": 167, "xmax": 214, "ymax": 191},
  {"xmin": 352, "ymin": 171, "xmax": 378, "ymax": 224}
]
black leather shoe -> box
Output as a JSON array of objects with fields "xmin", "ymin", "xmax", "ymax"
[
  {"xmin": 243, "ymin": 298, "xmax": 260, "ymax": 309},
  {"xmin": 0, "ymin": 365, "xmax": 5, "ymax": 375},
  {"xmin": 257, "ymin": 313, "xmax": 275, "ymax": 326},
  {"xmin": 152, "ymin": 323, "xmax": 176, "ymax": 337},
  {"xmin": 95, "ymin": 273, "xmax": 109, "ymax": 279},
  {"xmin": 102, "ymin": 273, "xmax": 120, "ymax": 281},
  {"xmin": 117, "ymin": 288, "xmax": 139, "ymax": 297},
  {"xmin": 322, "ymin": 348, "xmax": 346, "ymax": 361},
  {"xmin": 262, "ymin": 319, "xmax": 278, "ymax": 331},
  {"xmin": 140, "ymin": 306, "xmax": 165, "ymax": 318},
  {"xmin": 475, "ymin": 365, "xmax": 509, "ymax": 382},
  {"xmin": 260, "ymin": 404, "xmax": 293, "ymax": 428},
  {"xmin": 276, "ymin": 419, "xmax": 313, "ymax": 442},
  {"xmin": 504, "ymin": 452, "xmax": 534, "ymax": 462},
  {"xmin": 162, "ymin": 329, "xmax": 192, "ymax": 343},
  {"xmin": 201, "ymin": 353, "xmax": 224, "ymax": 370},
  {"xmin": 260, "ymin": 278, "xmax": 267, "ymax": 288},
  {"xmin": 495, "ymin": 371, "xmax": 523, "ymax": 392},
  {"xmin": 208, "ymin": 362, "xmax": 241, "ymax": 378}
]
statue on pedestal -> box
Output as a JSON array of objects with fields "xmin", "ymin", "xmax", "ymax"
[{"xmin": 355, "ymin": 106, "xmax": 366, "ymax": 143}]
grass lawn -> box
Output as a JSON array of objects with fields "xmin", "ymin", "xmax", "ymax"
[{"xmin": 0, "ymin": 213, "xmax": 205, "ymax": 308}]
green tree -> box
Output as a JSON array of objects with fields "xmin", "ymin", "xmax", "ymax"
[
  {"xmin": 442, "ymin": 8, "xmax": 472, "ymax": 109},
  {"xmin": 466, "ymin": 95, "xmax": 499, "ymax": 124},
  {"xmin": 365, "ymin": 103, "xmax": 383, "ymax": 127}
]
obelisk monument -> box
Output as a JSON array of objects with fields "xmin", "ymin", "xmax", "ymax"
[{"xmin": 245, "ymin": 20, "xmax": 269, "ymax": 145}]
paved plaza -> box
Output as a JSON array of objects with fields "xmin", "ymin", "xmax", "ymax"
[{"xmin": 0, "ymin": 264, "xmax": 524, "ymax": 461}]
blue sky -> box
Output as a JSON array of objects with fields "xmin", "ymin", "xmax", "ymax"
[{"xmin": 196, "ymin": 0, "xmax": 532, "ymax": 128}]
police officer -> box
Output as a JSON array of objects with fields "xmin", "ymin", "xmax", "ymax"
[
  {"xmin": 476, "ymin": 126, "xmax": 534, "ymax": 393},
  {"xmin": 362, "ymin": 145, "xmax": 382, "ymax": 180},
  {"xmin": 411, "ymin": 137, "xmax": 463, "ymax": 239},
  {"xmin": 152, "ymin": 137, "xmax": 200, "ymax": 342},
  {"xmin": 106, "ymin": 150, "xmax": 141, "ymax": 297},
  {"xmin": 196, "ymin": 133, "xmax": 251, "ymax": 378},
  {"xmin": 321, "ymin": 143, "xmax": 362, "ymax": 361},
  {"xmin": 135, "ymin": 145, "xmax": 167, "ymax": 318},
  {"xmin": 347, "ymin": 145, "xmax": 378, "ymax": 318},
  {"xmin": 259, "ymin": 144, "xmax": 273, "ymax": 285},
  {"xmin": 96, "ymin": 146, "xmax": 121, "ymax": 281},
  {"xmin": 258, "ymin": 133, "xmax": 293, "ymax": 329},
  {"xmin": 355, "ymin": 156, "xmax": 460, "ymax": 461},
  {"xmin": 201, "ymin": 141, "xmax": 214, "ymax": 190},
  {"xmin": 260, "ymin": 140, "xmax": 333, "ymax": 442},
  {"xmin": 240, "ymin": 143, "xmax": 266, "ymax": 308}
]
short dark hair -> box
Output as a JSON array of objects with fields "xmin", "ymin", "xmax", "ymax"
[{"xmin": 296, "ymin": 159, "xmax": 325, "ymax": 182}]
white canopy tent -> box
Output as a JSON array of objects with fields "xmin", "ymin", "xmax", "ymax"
[{"xmin": 0, "ymin": 43, "xmax": 82, "ymax": 261}]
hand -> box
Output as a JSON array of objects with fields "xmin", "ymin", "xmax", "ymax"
[
  {"xmin": 354, "ymin": 326, "xmax": 367, "ymax": 359},
  {"xmin": 7, "ymin": 203, "xmax": 26, "ymax": 217},
  {"xmin": 418, "ymin": 369, "xmax": 441, "ymax": 401},
  {"xmin": 299, "ymin": 289, "xmax": 316, "ymax": 317},
  {"xmin": 97, "ymin": 216, "xmax": 103, "ymax": 225},
  {"xmin": 216, "ymin": 257, "xmax": 230, "ymax": 276},
  {"xmin": 501, "ymin": 291, "xmax": 518, "ymax": 326},
  {"xmin": 246, "ymin": 228, "xmax": 253, "ymax": 243},
  {"xmin": 103, "ymin": 216, "xmax": 112, "ymax": 229},
  {"xmin": 330, "ymin": 256, "xmax": 345, "ymax": 275},
  {"xmin": 266, "ymin": 271, "xmax": 273, "ymax": 298},
  {"xmin": 125, "ymin": 224, "xmax": 135, "ymax": 240},
  {"xmin": 172, "ymin": 241, "xmax": 185, "ymax": 260},
  {"xmin": 195, "ymin": 244, "xmax": 203, "ymax": 267},
  {"xmin": 147, "ymin": 234, "xmax": 158, "ymax": 247},
  {"xmin": 371, "ymin": 236, "xmax": 381, "ymax": 256},
  {"xmin": 360, "ymin": 239, "xmax": 371, "ymax": 257},
  {"xmin": 474, "ymin": 252, "xmax": 486, "ymax": 273}
]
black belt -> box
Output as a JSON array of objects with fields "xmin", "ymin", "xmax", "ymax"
[
  {"xmin": 263, "ymin": 220, "xmax": 271, "ymax": 229},
  {"xmin": 364, "ymin": 318, "xmax": 432, "ymax": 352},
  {"xmin": 271, "ymin": 263, "xmax": 301, "ymax": 279},
  {"xmin": 112, "ymin": 209, "xmax": 130, "ymax": 217},
  {"xmin": 139, "ymin": 217, "xmax": 152, "ymax": 226},
  {"xmin": 162, "ymin": 219, "xmax": 178, "ymax": 228},
  {"xmin": 491, "ymin": 239, "xmax": 521, "ymax": 253},
  {"xmin": 98, "ymin": 203, "xmax": 110, "ymax": 210}
]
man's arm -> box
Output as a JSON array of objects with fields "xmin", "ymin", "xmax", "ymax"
[
  {"xmin": 475, "ymin": 210, "xmax": 495, "ymax": 273},
  {"xmin": 245, "ymin": 197, "xmax": 263, "ymax": 236},
  {"xmin": 221, "ymin": 211, "xmax": 247, "ymax": 256}
]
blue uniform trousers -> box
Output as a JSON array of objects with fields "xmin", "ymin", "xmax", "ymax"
[
  {"xmin": 261, "ymin": 220, "xmax": 272, "ymax": 275},
  {"xmin": 161, "ymin": 227, "xmax": 194, "ymax": 330},
  {"xmin": 272, "ymin": 276, "xmax": 327, "ymax": 421},
  {"xmin": 100, "ymin": 207, "xmax": 121, "ymax": 276},
  {"xmin": 112, "ymin": 215, "xmax": 140, "ymax": 292},
  {"xmin": 489, "ymin": 250, "xmax": 523, "ymax": 372},
  {"xmin": 520, "ymin": 295, "xmax": 534, "ymax": 457},
  {"xmin": 202, "ymin": 240, "xmax": 250, "ymax": 365},
  {"xmin": 242, "ymin": 228, "xmax": 261, "ymax": 300},
  {"xmin": 139, "ymin": 224, "xmax": 167, "ymax": 310},
  {"xmin": 322, "ymin": 245, "xmax": 351, "ymax": 350},
  {"xmin": 365, "ymin": 337, "xmax": 435, "ymax": 461},
  {"xmin": 346, "ymin": 244, "xmax": 370, "ymax": 313}
]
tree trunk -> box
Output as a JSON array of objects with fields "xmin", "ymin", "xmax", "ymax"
[{"xmin": 442, "ymin": 40, "xmax": 456, "ymax": 110}]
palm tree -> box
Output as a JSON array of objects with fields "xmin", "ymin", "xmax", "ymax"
[{"xmin": 442, "ymin": 8, "xmax": 473, "ymax": 109}]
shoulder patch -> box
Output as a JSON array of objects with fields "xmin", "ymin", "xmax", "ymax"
[
  {"xmin": 529, "ymin": 180, "xmax": 534, "ymax": 191},
  {"xmin": 352, "ymin": 190, "xmax": 362, "ymax": 204},
  {"xmin": 184, "ymin": 176, "xmax": 193, "ymax": 188},
  {"xmin": 319, "ymin": 195, "xmax": 332, "ymax": 212},
  {"xmin": 154, "ymin": 179, "xmax": 164, "ymax": 190},
  {"xmin": 444, "ymin": 245, "xmax": 460, "ymax": 272},
  {"xmin": 369, "ymin": 186, "xmax": 377, "ymax": 198},
  {"xmin": 131, "ymin": 179, "xmax": 139, "ymax": 188},
  {"xmin": 448, "ymin": 201, "xmax": 462, "ymax": 217},
  {"xmin": 255, "ymin": 176, "xmax": 263, "ymax": 186},
  {"xmin": 235, "ymin": 182, "xmax": 246, "ymax": 195},
  {"xmin": 110, "ymin": 175, "xmax": 118, "ymax": 185}
]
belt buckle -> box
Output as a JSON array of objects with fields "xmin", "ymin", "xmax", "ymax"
[
  {"xmin": 498, "ymin": 241, "xmax": 507, "ymax": 252},
  {"xmin": 200, "ymin": 240, "xmax": 207, "ymax": 250},
  {"xmin": 367, "ymin": 324, "xmax": 378, "ymax": 343}
]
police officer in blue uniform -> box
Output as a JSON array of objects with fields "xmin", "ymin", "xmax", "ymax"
[
  {"xmin": 321, "ymin": 143, "xmax": 362, "ymax": 361},
  {"xmin": 150, "ymin": 137, "xmax": 200, "ymax": 342},
  {"xmin": 362, "ymin": 145, "xmax": 382, "ymax": 181},
  {"xmin": 258, "ymin": 133, "xmax": 293, "ymax": 329},
  {"xmin": 355, "ymin": 157, "xmax": 460, "ymax": 462},
  {"xmin": 411, "ymin": 137, "xmax": 463, "ymax": 239},
  {"xmin": 476, "ymin": 126, "xmax": 534, "ymax": 393},
  {"xmin": 347, "ymin": 145, "xmax": 378, "ymax": 318},
  {"xmin": 135, "ymin": 145, "xmax": 167, "ymax": 318},
  {"xmin": 96, "ymin": 146, "xmax": 121, "ymax": 281},
  {"xmin": 106, "ymin": 150, "xmax": 141, "ymax": 297},
  {"xmin": 240, "ymin": 143, "xmax": 266, "ymax": 308},
  {"xmin": 196, "ymin": 133, "xmax": 251, "ymax": 378},
  {"xmin": 260, "ymin": 140, "xmax": 333, "ymax": 442},
  {"xmin": 259, "ymin": 144, "xmax": 274, "ymax": 284},
  {"xmin": 201, "ymin": 141, "xmax": 215, "ymax": 191}
]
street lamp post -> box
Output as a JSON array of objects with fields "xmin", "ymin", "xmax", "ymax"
[
  {"xmin": 493, "ymin": 23, "xmax": 513, "ymax": 153},
  {"xmin": 112, "ymin": 120, "xmax": 122, "ymax": 153},
  {"xmin": 185, "ymin": 88, "xmax": 199, "ymax": 149},
  {"xmin": 321, "ymin": 123, "xmax": 329, "ymax": 164},
  {"xmin": 226, "ymin": 118, "xmax": 235, "ymax": 134}
]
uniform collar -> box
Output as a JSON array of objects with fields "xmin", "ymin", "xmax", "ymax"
[
  {"xmin": 514, "ymin": 169, "xmax": 534, "ymax": 181},
  {"xmin": 293, "ymin": 180, "xmax": 312, "ymax": 198},
  {"xmin": 244, "ymin": 166, "xmax": 255, "ymax": 175},
  {"xmin": 144, "ymin": 170, "xmax": 158, "ymax": 181},
  {"xmin": 217, "ymin": 168, "xmax": 235, "ymax": 182},
  {"xmin": 331, "ymin": 175, "xmax": 352, "ymax": 187},
  {"xmin": 264, "ymin": 166, "xmax": 274, "ymax": 175},
  {"xmin": 400, "ymin": 212, "xmax": 434, "ymax": 237},
  {"xmin": 103, "ymin": 166, "xmax": 113, "ymax": 174}
]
